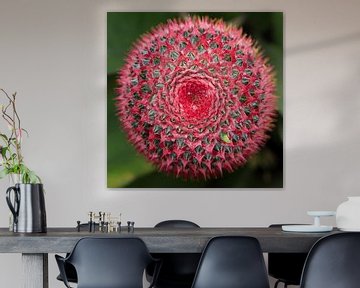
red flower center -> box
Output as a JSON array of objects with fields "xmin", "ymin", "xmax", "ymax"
[{"xmin": 177, "ymin": 80, "xmax": 215, "ymax": 121}]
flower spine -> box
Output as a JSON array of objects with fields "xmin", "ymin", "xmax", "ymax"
[{"xmin": 116, "ymin": 17, "xmax": 277, "ymax": 180}]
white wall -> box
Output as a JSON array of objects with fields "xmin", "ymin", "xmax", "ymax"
[{"xmin": 0, "ymin": 0, "xmax": 360, "ymax": 287}]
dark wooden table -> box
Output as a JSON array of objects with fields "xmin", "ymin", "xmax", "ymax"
[{"xmin": 0, "ymin": 227, "xmax": 339, "ymax": 288}]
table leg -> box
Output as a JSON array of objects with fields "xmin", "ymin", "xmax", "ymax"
[{"xmin": 22, "ymin": 253, "xmax": 48, "ymax": 288}]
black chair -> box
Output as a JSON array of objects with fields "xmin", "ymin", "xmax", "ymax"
[
  {"xmin": 191, "ymin": 236, "xmax": 270, "ymax": 288},
  {"xmin": 300, "ymin": 232, "xmax": 360, "ymax": 288},
  {"xmin": 147, "ymin": 220, "xmax": 201, "ymax": 288},
  {"xmin": 56, "ymin": 223, "xmax": 99, "ymax": 284},
  {"xmin": 56, "ymin": 262, "xmax": 77, "ymax": 284},
  {"xmin": 268, "ymin": 224, "xmax": 308, "ymax": 288},
  {"xmin": 55, "ymin": 237, "xmax": 160, "ymax": 288}
]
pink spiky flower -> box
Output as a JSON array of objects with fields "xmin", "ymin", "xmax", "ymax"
[{"xmin": 116, "ymin": 17, "xmax": 277, "ymax": 180}]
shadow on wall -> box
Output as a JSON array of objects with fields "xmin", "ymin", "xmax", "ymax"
[
  {"xmin": 286, "ymin": 58, "xmax": 360, "ymax": 207},
  {"xmin": 287, "ymin": 31, "xmax": 360, "ymax": 55}
]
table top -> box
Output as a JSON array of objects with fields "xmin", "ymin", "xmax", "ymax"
[{"xmin": 0, "ymin": 227, "xmax": 340, "ymax": 254}]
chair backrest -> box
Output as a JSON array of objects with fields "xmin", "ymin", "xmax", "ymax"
[
  {"xmin": 300, "ymin": 232, "xmax": 360, "ymax": 288},
  {"xmin": 66, "ymin": 237, "xmax": 154, "ymax": 288},
  {"xmin": 155, "ymin": 219, "xmax": 200, "ymax": 228},
  {"xmin": 268, "ymin": 224, "xmax": 308, "ymax": 285},
  {"xmin": 150, "ymin": 220, "xmax": 201, "ymax": 287},
  {"xmin": 191, "ymin": 236, "xmax": 270, "ymax": 288}
]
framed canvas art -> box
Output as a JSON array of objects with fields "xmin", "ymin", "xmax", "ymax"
[{"xmin": 107, "ymin": 12, "xmax": 283, "ymax": 188}]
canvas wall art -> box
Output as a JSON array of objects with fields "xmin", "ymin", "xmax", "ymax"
[{"xmin": 107, "ymin": 12, "xmax": 283, "ymax": 188}]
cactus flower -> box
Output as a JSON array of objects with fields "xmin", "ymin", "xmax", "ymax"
[{"xmin": 116, "ymin": 17, "xmax": 277, "ymax": 180}]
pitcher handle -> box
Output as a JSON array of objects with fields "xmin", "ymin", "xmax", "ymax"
[{"xmin": 6, "ymin": 186, "xmax": 20, "ymax": 224}]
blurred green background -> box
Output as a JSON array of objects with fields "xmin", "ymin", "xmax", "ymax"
[{"xmin": 107, "ymin": 12, "xmax": 283, "ymax": 188}]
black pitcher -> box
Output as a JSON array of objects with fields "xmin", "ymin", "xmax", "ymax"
[{"xmin": 6, "ymin": 183, "xmax": 47, "ymax": 233}]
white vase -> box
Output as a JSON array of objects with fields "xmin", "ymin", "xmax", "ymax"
[{"xmin": 336, "ymin": 197, "xmax": 360, "ymax": 231}]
